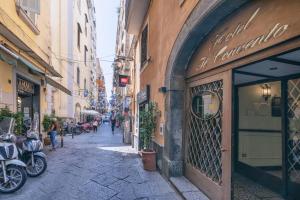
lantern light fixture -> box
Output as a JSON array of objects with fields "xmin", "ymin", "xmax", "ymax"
[{"xmin": 261, "ymin": 84, "xmax": 271, "ymax": 101}]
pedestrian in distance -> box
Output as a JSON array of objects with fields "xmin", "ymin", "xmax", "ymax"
[
  {"xmin": 110, "ymin": 112, "xmax": 116, "ymax": 134},
  {"xmin": 93, "ymin": 120, "xmax": 98, "ymax": 132},
  {"xmin": 49, "ymin": 119, "xmax": 58, "ymax": 151}
]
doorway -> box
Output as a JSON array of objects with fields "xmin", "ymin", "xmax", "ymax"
[
  {"xmin": 16, "ymin": 77, "xmax": 40, "ymax": 131},
  {"xmin": 233, "ymin": 49, "xmax": 300, "ymax": 199}
]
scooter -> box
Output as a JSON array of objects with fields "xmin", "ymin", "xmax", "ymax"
[
  {"xmin": 17, "ymin": 117, "xmax": 47, "ymax": 177},
  {"xmin": 0, "ymin": 117, "xmax": 27, "ymax": 193}
]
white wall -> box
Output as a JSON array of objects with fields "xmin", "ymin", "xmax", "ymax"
[{"xmin": 238, "ymin": 81, "xmax": 282, "ymax": 167}]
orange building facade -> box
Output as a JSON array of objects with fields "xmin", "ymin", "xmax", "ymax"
[{"xmin": 126, "ymin": 0, "xmax": 300, "ymax": 199}]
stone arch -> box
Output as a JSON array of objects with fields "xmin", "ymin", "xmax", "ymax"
[{"xmin": 163, "ymin": 0, "xmax": 250, "ymax": 177}]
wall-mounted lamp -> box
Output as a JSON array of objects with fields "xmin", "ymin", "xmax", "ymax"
[
  {"xmin": 261, "ymin": 84, "xmax": 271, "ymax": 101},
  {"xmin": 158, "ymin": 86, "xmax": 183, "ymax": 94},
  {"xmin": 158, "ymin": 87, "xmax": 167, "ymax": 93}
]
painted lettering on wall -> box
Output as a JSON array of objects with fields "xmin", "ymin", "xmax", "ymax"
[
  {"xmin": 17, "ymin": 79, "xmax": 34, "ymax": 94},
  {"xmin": 197, "ymin": 7, "xmax": 289, "ymax": 71}
]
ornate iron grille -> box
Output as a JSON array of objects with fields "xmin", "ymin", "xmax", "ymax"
[
  {"xmin": 186, "ymin": 80, "xmax": 223, "ymax": 184},
  {"xmin": 288, "ymin": 79, "xmax": 300, "ymax": 185}
]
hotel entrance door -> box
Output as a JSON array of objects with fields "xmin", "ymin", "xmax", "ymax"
[{"xmin": 233, "ymin": 49, "xmax": 300, "ymax": 199}]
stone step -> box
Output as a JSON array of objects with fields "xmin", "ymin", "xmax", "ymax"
[{"xmin": 170, "ymin": 176, "xmax": 210, "ymax": 200}]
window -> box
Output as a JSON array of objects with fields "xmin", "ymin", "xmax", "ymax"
[
  {"xmin": 77, "ymin": 67, "xmax": 80, "ymax": 85},
  {"xmin": 84, "ymin": 45, "xmax": 88, "ymax": 66},
  {"xmin": 77, "ymin": 0, "xmax": 81, "ymax": 14},
  {"xmin": 85, "ymin": 14, "xmax": 88, "ymax": 36},
  {"xmin": 17, "ymin": 0, "xmax": 40, "ymax": 33},
  {"xmin": 141, "ymin": 25, "xmax": 148, "ymax": 65},
  {"xmin": 77, "ymin": 23, "xmax": 82, "ymax": 49},
  {"xmin": 24, "ymin": 10, "xmax": 37, "ymax": 25},
  {"xmin": 84, "ymin": 78, "xmax": 87, "ymax": 90}
]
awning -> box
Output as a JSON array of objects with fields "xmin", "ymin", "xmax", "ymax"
[
  {"xmin": 18, "ymin": 57, "xmax": 44, "ymax": 74},
  {"xmin": 45, "ymin": 76, "xmax": 72, "ymax": 96},
  {"xmin": 0, "ymin": 44, "xmax": 44, "ymax": 75},
  {"xmin": 0, "ymin": 23, "xmax": 62, "ymax": 77},
  {"xmin": 81, "ymin": 110, "xmax": 100, "ymax": 116}
]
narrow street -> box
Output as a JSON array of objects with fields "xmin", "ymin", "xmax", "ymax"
[{"xmin": 1, "ymin": 124, "xmax": 182, "ymax": 200}]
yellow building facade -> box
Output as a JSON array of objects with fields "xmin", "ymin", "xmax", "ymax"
[
  {"xmin": 0, "ymin": 0, "xmax": 69, "ymax": 135},
  {"xmin": 50, "ymin": 0, "xmax": 97, "ymax": 121}
]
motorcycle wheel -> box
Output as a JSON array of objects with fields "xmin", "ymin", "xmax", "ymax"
[
  {"xmin": 26, "ymin": 156, "xmax": 47, "ymax": 177},
  {"xmin": 0, "ymin": 165, "xmax": 27, "ymax": 193}
]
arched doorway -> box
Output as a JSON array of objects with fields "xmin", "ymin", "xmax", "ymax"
[
  {"xmin": 164, "ymin": 0, "xmax": 300, "ymax": 199},
  {"xmin": 163, "ymin": 0, "xmax": 249, "ymax": 199}
]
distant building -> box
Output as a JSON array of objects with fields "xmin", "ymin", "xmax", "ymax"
[
  {"xmin": 113, "ymin": 0, "xmax": 135, "ymax": 144},
  {"xmin": 95, "ymin": 58, "xmax": 107, "ymax": 114},
  {"xmin": 50, "ymin": 0, "xmax": 98, "ymax": 122}
]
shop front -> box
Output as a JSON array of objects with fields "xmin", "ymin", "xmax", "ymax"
[
  {"xmin": 164, "ymin": 0, "xmax": 300, "ymax": 199},
  {"xmin": 16, "ymin": 77, "xmax": 40, "ymax": 130}
]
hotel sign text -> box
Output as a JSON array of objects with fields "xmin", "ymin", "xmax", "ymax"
[{"xmin": 187, "ymin": 0, "xmax": 300, "ymax": 77}]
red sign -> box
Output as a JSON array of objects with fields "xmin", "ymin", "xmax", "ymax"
[{"xmin": 119, "ymin": 75, "xmax": 130, "ymax": 87}]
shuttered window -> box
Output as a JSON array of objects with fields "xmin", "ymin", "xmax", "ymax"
[
  {"xmin": 77, "ymin": 23, "xmax": 82, "ymax": 49},
  {"xmin": 20, "ymin": 0, "xmax": 40, "ymax": 14},
  {"xmin": 84, "ymin": 46, "xmax": 88, "ymax": 66},
  {"xmin": 19, "ymin": 0, "xmax": 40, "ymax": 26},
  {"xmin": 141, "ymin": 25, "xmax": 148, "ymax": 66},
  {"xmin": 77, "ymin": 67, "xmax": 80, "ymax": 85}
]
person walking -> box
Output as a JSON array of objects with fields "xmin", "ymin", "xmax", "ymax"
[
  {"xmin": 92, "ymin": 120, "xmax": 98, "ymax": 132},
  {"xmin": 110, "ymin": 112, "xmax": 116, "ymax": 134},
  {"xmin": 49, "ymin": 119, "xmax": 58, "ymax": 151}
]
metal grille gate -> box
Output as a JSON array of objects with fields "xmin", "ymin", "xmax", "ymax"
[
  {"xmin": 186, "ymin": 80, "xmax": 223, "ymax": 184},
  {"xmin": 287, "ymin": 79, "xmax": 300, "ymax": 186}
]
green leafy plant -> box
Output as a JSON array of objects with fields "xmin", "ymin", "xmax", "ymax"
[
  {"xmin": 42, "ymin": 115, "xmax": 53, "ymax": 132},
  {"xmin": 117, "ymin": 114, "xmax": 125, "ymax": 123},
  {"xmin": 0, "ymin": 107, "xmax": 24, "ymax": 135},
  {"xmin": 0, "ymin": 106, "xmax": 14, "ymax": 121},
  {"xmin": 139, "ymin": 102, "xmax": 158, "ymax": 150},
  {"xmin": 14, "ymin": 112, "xmax": 24, "ymax": 135}
]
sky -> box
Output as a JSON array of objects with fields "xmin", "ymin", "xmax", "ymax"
[{"xmin": 94, "ymin": 0, "xmax": 120, "ymax": 99}]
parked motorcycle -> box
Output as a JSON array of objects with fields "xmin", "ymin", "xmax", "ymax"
[
  {"xmin": 17, "ymin": 117, "xmax": 47, "ymax": 177},
  {"xmin": 0, "ymin": 117, "xmax": 27, "ymax": 193}
]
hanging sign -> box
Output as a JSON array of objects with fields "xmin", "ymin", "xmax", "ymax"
[{"xmin": 119, "ymin": 75, "xmax": 130, "ymax": 87}]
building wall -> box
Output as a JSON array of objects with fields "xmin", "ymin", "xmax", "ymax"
[
  {"xmin": 0, "ymin": 0, "xmax": 53, "ymax": 135},
  {"xmin": 139, "ymin": 0, "xmax": 199, "ymax": 145},
  {"xmin": 0, "ymin": 0, "xmax": 51, "ymax": 69},
  {"xmin": 50, "ymin": 0, "xmax": 97, "ymax": 120},
  {"xmin": 0, "ymin": 60, "xmax": 13, "ymax": 110}
]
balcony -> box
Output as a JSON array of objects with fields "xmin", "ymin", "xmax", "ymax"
[{"xmin": 125, "ymin": 0, "xmax": 150, "ymax": 35}]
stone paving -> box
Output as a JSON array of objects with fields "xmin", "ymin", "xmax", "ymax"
[{"xmin": 0, "ymin": 124, "xmax": 182, "ymax": 200}]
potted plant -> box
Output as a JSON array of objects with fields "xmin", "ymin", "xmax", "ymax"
[
  {"xmin": 0, "ymin": 107, "xmax": 25, "ymax": 146},
  {"xmin": 139, "ymin": 102, "xmax": 157, "ymax": 171},
  {"xmin": 42, "ymin": 115, "xmax": 52, "ymax": 146}
]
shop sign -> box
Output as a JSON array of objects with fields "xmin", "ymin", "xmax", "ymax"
[
  {"xmin": 187, "ymin": 0, "xmax": 300, "ymax": 77},
  {"xmin": 17, "ymin": 79, "xmax": 34, "ymax": 94},
  {"xmin": 137, "ymin": 85, "xmax": 150, "ymax": 104}
]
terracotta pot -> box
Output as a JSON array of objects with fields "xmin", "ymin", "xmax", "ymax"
[
  {"xmin": 141, "ymin": 150, "xmax": 156, "ymax": 171},
  {"xmin": 44, "ymin": 136, "xmax": 51, "ymax": 146}
]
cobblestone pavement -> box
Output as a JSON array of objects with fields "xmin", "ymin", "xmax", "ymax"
[{"xmin": 1, "ymin": 124, "xmax": 182, "ymax": 200}]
